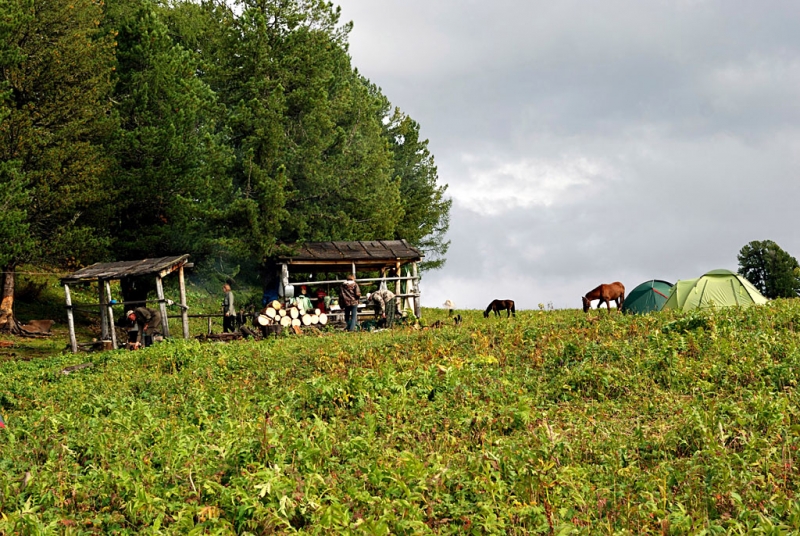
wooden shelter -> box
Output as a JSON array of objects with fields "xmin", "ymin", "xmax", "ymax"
[
  {"xmin": 276, "ymin": 240, "xmax": 423, "ymax": 318},
  {"xmin": 60, "ymin": 255, "xmax": 191, "ymax": 353}
]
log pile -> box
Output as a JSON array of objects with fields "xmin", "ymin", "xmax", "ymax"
[{"xmin": 255, "ymin": 300, "xmax": 327, "ymax": 332}]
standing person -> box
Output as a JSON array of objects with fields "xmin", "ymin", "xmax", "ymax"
[
  {"xmin": 367, "ymin": 289, "xmax": 397, "ymax": 328},
  {"xmin": 126, "ymin": 307, "xmax": 162, "ymax": 348},
  {"xmin": 222, "ymin": 283, "xmax": 235, "ymax": 333},
  {"xmin": 339, "ymin": 274, "xmax": 361, "ymax": 331}
]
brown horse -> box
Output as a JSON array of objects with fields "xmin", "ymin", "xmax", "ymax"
[
  {"xmin": 484, "ymin": 299, "xmax": 516, "ymax": 318},
  {"xmin": 582, "ymin": 282, "xmax": 625, "ymax": 312}
]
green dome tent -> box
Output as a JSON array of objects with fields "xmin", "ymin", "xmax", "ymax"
[
  {"xmin": 621, "ymin": 280, "xmax": 673, "ymax": 314},
  {"xmin": 661, "ymin": 269, "xmax": 768, "ymax": 311}
]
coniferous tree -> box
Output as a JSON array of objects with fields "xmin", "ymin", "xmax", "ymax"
[
  {"xmin": 103, "ymin": 0, "xmax": 233, "ymax": 260},
  {"xmin": 0, "ymin": 0, "xmax": 116, "ymax": 331},
  {"xmin": 182, "ymin": 0, "xmax": 403, "ymax": 263},
  {"xmin": 383, "ymin": 107, "xmax": 451, "ymax": 270}
]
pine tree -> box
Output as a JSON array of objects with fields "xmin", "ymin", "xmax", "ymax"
[
  {"xmin": 383, "ymin": 107, "xmax": 451, "ymax": 270},
  {"xmin": 103, "ymin": 0, "xmax": 233, "ymax": 260},
  {"xmin": 0, "ymin": 0, "xmax": 116, "ymax": 332},
  {"xmin": 182, "ymin": 0, "xmax": 402, "ymax": 264}
]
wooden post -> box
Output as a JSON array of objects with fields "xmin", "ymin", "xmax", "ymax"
[
  {"xmin": 394, "ymin": 261, "xmax": 401, "ymax": 299},
  {"xmin": 98, "ymin": 280, "xmax": 109, "ymax": 340},
  {"xmin": 65, "ymin": 284, "xmax": 78, "ymax": 353},
  {"xmin": 105, "ymin": 280, "xmax": 117, "ymax": 350},
  {"xmin": 155, "ymin": 276, "xmax": 170, "ymax": 338},
  {"xmin": 179, "ymin": 265, "xmax": 189, "ymax": 339},
  {"xmin": 412, "ymin": 262, "xmax": 421, "ymax": 318},
  {"xmin": 207, "ymin": 316, "xmax": 212, "ymax": 334}
]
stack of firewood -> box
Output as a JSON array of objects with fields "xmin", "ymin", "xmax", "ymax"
[{"xmin": 254, "ymin": 300, "xmax": 327, "ymax": 330}]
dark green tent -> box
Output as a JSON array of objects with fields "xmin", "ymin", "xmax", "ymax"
[{"xmin": 621, "ymin": 280, "xmax": 673, "ymax": 314}]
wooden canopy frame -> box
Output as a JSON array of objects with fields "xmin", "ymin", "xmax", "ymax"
[
  {"xmin": 60, "ymin": 255, "xmax": 191, "ymax": 353},
  {"xmin": 275, "ymin": 240, "xmax": 423, "ymax": 318}
]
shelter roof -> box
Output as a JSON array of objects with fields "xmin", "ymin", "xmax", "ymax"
[
  {"xmin": 276, "ymin": 240, "xmax": 422, "ymax": 271},
  {"xmin": 61, "ymin": 255, "xmax": 190, "ymax": 283}
]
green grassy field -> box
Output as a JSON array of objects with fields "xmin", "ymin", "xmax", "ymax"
[{"xmin": 3, "ymin": 301, "xmax": 800, "ymax": 534}]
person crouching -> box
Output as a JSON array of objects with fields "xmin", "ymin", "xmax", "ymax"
[
  {"xmin": 367, "ymin": 289, "xmax": 397, "ymax": 329},
  {"xmin": 126, "ymin": 307, "xmax": 162, "ymax": 349}
]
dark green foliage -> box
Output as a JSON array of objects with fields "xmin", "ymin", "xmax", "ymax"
[
  {"xmin": 0, "ymin": 0, "xmax": 116, "ymax": 266},
  {"xmin": 185, "ymin": 0, "xmax": 404, "ymax": 262},
  {"xmin": 738, "ymin": 240, "xmax": 800, "ymax": 299},
  {"xmin": 2, "ymin": 0, "xmax": 451, "ymax": 285},
  {"xmin": 383, "ymin": 107, "xmax": 451, "ymax": 270},
  {"xmin": 0, "ymin": 162, "xmax": 31, "ymax": 268},
  {"xmin": 103, "ymin": 0, "xmax": 234, "ymax": 261}
]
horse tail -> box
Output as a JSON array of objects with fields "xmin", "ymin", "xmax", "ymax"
[{"xmin": 511, "ymin": 301, "xmax": 516, "ymax": 316}]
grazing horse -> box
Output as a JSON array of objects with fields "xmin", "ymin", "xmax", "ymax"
[
  {"xmin": 582, "ymin": 282, "xmax": 625, "ymax": 312},
  {"xmin": 484, "ymin": 299, "xmax": 516, "ymax": 318}
]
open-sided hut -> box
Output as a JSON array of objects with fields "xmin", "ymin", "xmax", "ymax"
[
  {"xmin": 61, "ymin": 255, "xmax": 191, "ymax": 353},
  {"xmin": 275, "ymin": 240, "xmax": 423, "ymax": 321}
]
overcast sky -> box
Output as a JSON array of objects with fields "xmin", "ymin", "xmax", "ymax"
[{"xmin": 334, "ymin": 0, "xmax": 800, "ymax": 310}]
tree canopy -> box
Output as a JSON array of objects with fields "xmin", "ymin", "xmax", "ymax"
[
  {"xmin": 0, "ymin": 0, "xmax": 451, "ymax": 328},
  {"xmin": 738, "ymin": 240, "xmax": 800, "ymax": 299}
]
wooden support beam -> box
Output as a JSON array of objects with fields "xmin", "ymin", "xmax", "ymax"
[
  {"xmin": 288, "ymin": 275, "xmax": 419, "ymax": 286},
  {"xmin": 105, "ymin": 280, "xmax": 118, "ymax": 350},
  {"xmin": 394, "ymin": 261, "xmax": 401, "ymax": 300},
  {"xmin": 65, "ymin": 284, "xmax": 78, "ymax": 354},
  {"xmin": 155, "ymin": 276, "xmax": 170, "ymax": 338},
  {"xmin": 179, "ymin": 265, "xmax": 189, "ymax": 339},
  {"xmin": 412, "ymin": 262, "xmax": 421, "ymax": 318},
  {"xmin": 98, "ymin": 280, "xmax": 109, "ymax": 340}
]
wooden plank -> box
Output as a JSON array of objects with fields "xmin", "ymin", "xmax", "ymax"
[
  {"xmin": 155, "ymin": 276, "xmax": 170, "ymax": 338},
  {"xmin": 98, "ymin": 280, "xmax": 109, "ymax": 340},
  {"xmin": 61, "ymin": 255, "xmax": 190, "ymax": 282},
  {"xmin": 65, "ymin": 284, "xmax": 78, "ymax": 354},
  {"xmin": 179, "ymin": 265, "xmax": 189, "ymax": 339},
  {"xmin": 105, "ymin": 280, "xmax": 118, "ymax": 350}
]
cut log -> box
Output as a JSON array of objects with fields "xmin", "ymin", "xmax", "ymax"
[
  {"xmin": 20, "ymin": 319, "xmax": 55, "ymax": 334},
  {"xmin": 290, "ymin": 308, "xmax": 299, "ymax": 320},
  {"xmin": 318, "ymin": 313, "xmax": 328, "ymax": 325},
  {"xmin": 280, "ymin": 316, "xmax": 292, "ymax": 327},
  {"xmin": 291, "ymin": 318, "xmax": 301, "ymax": 327},
  {"xmin": 257, "ymin": 314, "xmax": 270, "ymax": 326},
  {"xmin": 301, "ymin": 314, "xmax": 312, "ymax": 326},
  {"xmin": 279, "ymin": 309, "xmax": 287, "ymax": 318},
  {"xmin": 265, "ymin": 307, "xmax": 276, "ymax": 318},
  {"xmin": 314, "ymin": 308, "xmax": 321, "ymax": 316},
  {"xmin": 61, "ymin": 362, "xmax": 93, "ymax": 375},
  {"xmin": 311, "ymin": 314, "xmax": 319, "ymax": 325},
  {"xmin": 271, "ymin": 300, "xmax": 282, "ymax": 310}
]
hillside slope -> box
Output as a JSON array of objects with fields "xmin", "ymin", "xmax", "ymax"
[{"xmin": 2, "ymin": 303, "xmax": 800, "ymax": 533}]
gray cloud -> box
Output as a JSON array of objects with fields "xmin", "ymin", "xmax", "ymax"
[{"xmin": 336, "ymin": 0, "xmax": 800, "ymax": 309}]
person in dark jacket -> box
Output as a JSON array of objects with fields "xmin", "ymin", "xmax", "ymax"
[
  {"xmin": 339, "ymin": 274, "xmax": 361, "ymax": 331},
  {"xmin": 126, "ymin": 307, "xmax": 162, "ymax": 348},
  {"xmin": 222, "ymin": 283, "xmax": 236, "ymax": 333}
]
